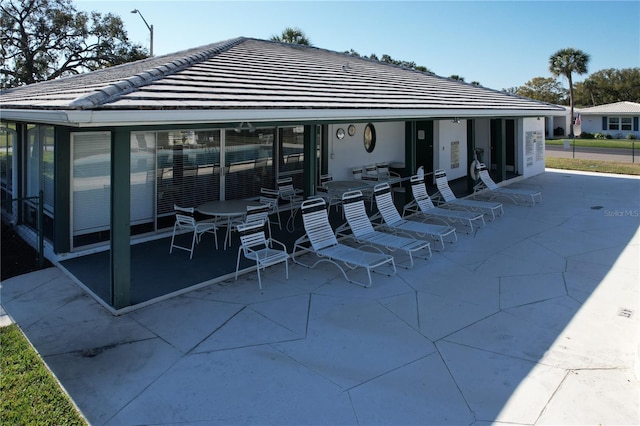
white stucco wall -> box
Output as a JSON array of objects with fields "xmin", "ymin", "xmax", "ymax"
[
  {"xmin": 434, "ymin": 120, "xmax": 468, "ymax": 180},
  {"xmin": 327, "ymin": 122, "xmax": 405, "ymax": 180}
]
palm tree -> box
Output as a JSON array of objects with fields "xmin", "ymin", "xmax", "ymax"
[
  {"xmin": 270, "ymin": 27, "xmax": 312, "ymax": 46},
  {"xmin": 549, "ymin": 48, "xmax": 590, "ymax": 136}
]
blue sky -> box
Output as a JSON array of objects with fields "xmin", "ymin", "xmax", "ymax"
[{"xmin": 76, "ymin": 0, "xmax": 640, "ymax": 91}]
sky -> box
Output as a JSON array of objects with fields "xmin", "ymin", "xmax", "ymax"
[{"xmin": 76, "ymin": 0, "xmax": 640, "ymax": 91}]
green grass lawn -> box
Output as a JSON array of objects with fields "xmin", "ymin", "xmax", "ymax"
[
  {"xmin": 546, "ymin": 157, "xmax": 640, "ymax": 175},
  {"xmin": 546, "ymin": 138, "xmax": 638, "ymax": 149},
  {"xmin": 1, "ymin": 324, "xmax": 87, "ymax": 425}
]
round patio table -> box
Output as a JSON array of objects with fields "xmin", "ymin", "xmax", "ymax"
[{"xmin": 197, "ymin": 200, "xmax": 263, "ymax": 249}]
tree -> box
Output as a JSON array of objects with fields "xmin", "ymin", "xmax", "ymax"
[
  {"xmin": 573, "ymin": 68, "xmax": 640, "ymax": 106},
  {"xmin": 345, "ymin": 49, "xmax": 432, "ymax": 73},
  {"xmin": 549, "ymin": 48, "xmax": 590, "ymax": 136},
  {"xmin": 0, "ymin": 0, "xmax": 147, "ymax": 88},
  {"xmin": 270, "ymin": 27, "xmax": 311, "ymax": 45},
  {"xmin": 516, "ymin": 77, "xmax": 567, "ymax": 104},
  {"xmin": 449, "ymin": 75, "xmax": 465, "ymax": 81}
]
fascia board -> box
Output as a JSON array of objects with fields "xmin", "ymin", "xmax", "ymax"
[{"xmin": 2, "ymin": 108, "xmax": 561, "ymax": 128}]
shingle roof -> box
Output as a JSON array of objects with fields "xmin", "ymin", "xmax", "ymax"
[
  {"xmin": 1, "ymin": 38, "xmax": 560, "ymax": 111},
  {"xmin": 578, "ymin": 101, "xmax": 640, "ymax": 115}
]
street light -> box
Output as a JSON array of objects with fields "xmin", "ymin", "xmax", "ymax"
[{"xmin": 131, "ymin": 9, "xmax": 153, "ymax": 56}]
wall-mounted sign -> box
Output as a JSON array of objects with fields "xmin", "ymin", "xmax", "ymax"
[{"xmin": 451, "ymin": 140, "xmax": 460, "ymax": 168}]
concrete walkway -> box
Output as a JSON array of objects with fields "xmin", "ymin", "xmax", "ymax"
[{"xmin": 2, "ymin": 169, "xmax": 639, "ymax": 425}]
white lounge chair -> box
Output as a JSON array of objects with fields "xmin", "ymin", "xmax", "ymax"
[
  {"xmin": 371, "ymin": 183, "xmax": 457, "ymax": 250},
  {"xmin": 235, "ymin": 221, "xmax": 289, "ymax": 290},
  {"xmin": 403, "ymin": 175, "xmax": 485, "ymax": 234},
  {"xmin": 473, "ymin": 163, "xmax": 542, "ymax": 206},
  {"xmin": 292, "ymin": 197, "xmax": 396, "ymax": 288},
  {"xmin": 336, "ymin": 190, "xmax": 431, "ymax": 268},
  {"xmin": 433, "ymin": 169, "xmax": 504, "ymax": 221}
]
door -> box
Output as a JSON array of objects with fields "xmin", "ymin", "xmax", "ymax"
[
  {"xmin": 415, "ymin": 120, "xmax": 434, "ymax": 182},
  {"xmin": 505, "ymin": 119, "xmax": 516, "ymax": 173}
]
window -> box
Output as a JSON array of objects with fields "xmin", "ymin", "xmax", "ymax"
[
  {"xmin": 0, "ymin": 122, "xmax": 16, "ymax": 212},
  {"xmin": 71, "ymin": 131, "xmax": 111, "ymax": 247},
  {"xmin": 607, "ymin": 117, "xmax": 632, "ymax": 131}
]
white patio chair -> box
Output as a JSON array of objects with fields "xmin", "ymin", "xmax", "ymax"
[
  {"xmin": 336, "ymin": 190, "xmax": 431, "ymax": 268},
  {"xmin": 292, "ymin": 197, "xmax": 396, "ymax": 288},
  {"xmin": 473, "ymin": 163, "xmax": 542, "ymax": 206},
  {"xmin": 433, "ymin": 169, "xmax": 504, "ymax": 221},
  {"xmin": 277, "ymin": 176, "xmax": 304, "ymax": 232},
  {"xmin": 403, "ymin": 175, "xmax": 485, "ymax": 234},
  {"xmin": 260, "ymin": 187, "xmax": 282, "ymax": 230},
  {"xmin": 316, "ymin": 174, "xmax": 341, "ymax": 212},
  {"xmin": 226, "ymin": 203, "xmax": 272, "ymax": 248},
  {"xmin": 235, "ymin": 221, "xmax": 289, "ymax": 290},
  {"xmin": 371, "ymin": 183, "xmax": 457, "ymax": 251},
  {"xmin": 170, "ymin": 205, "xmax": 218, "ymax": 259}
]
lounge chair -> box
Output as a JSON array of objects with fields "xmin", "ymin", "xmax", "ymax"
[
  {"xmin": 433, "ymin": 169, "xmax": 504, "ymax": 220},
  {"xmin": 403, "ymin": 175, "xmax": 485, "ymax": 234},
  {"xmin": 292, "ymin": 197, "xmax": 396, "ymax": 288},
  {"xmin": 473, "ymin": 163, "xmax": 542, "ymax": 206},
  {"xmin": 371, "ymin": 183, "xmax": 457, "ymax": 250},
  {"xmin": 235, "ymin": 221, "xmax": 289, "ymax": 290},
  {"xmin": 336, "ymin": 190, "xmax": 431, "ymax": 268}
]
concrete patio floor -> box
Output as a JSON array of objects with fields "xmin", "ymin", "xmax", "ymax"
[{"xmin": 2, "ymin": 169, "xmax": 639, "ymax": 425}]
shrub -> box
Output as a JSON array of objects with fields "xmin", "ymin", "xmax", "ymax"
[
  {"xmin": 605, "ymin": 133, "xmax": 613, "ymax": 139},
  {"xmin": 553, "ymin": 126, "xmax": 565, "ymax": 136},
  {"xmin": 626, "ymin": 133, "xmax": 637, "ymax": 140},
  {"xmin": 580, "ymin": 132, "xmax": 594, "ymax": 139},
  {"xmin": 594, "ymin": 133, "xmax": 606, "ymax": 140}
]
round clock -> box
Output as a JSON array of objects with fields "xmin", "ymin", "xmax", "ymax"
[
  {"xmin": 348, "ymin": 124, "xmax": 356, "ymax": 136},
  {"xmin": 336, "ymin": 128, "xmax": 345, "ymax": 140}
]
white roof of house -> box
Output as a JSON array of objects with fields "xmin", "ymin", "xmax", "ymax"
[
  {"xmin": 0, "ymin": 37, "xmax": 563, "ymax": 126},
  {"xmin": 578, "ymin": 101, "xmax": 640, "ymax": 115}
]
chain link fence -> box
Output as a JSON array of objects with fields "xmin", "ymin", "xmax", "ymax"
[{"xmin": 1, "ymin": 191, "xmax": 45, "ymax": 276}]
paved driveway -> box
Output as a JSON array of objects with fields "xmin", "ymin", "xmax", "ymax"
[{"xmin": 2, "ymin": 169, "xmax": 639, "ymax": 425}]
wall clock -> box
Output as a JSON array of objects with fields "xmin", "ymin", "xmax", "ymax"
[
  {"xmin": 336, "ymin": 128, "xmax": 345, "ymax": 140},
  {"xmin": 347, "ymin": 124, "xmax": 356, "ymax": 136}
]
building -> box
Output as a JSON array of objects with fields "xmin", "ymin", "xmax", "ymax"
[
  {"xmin": 0, "ymin": 37, "xmax": 563, "ymax": 309},
  {"xmin": 575, "ymin": 101, "xmax": 640, "ymax": 139}
]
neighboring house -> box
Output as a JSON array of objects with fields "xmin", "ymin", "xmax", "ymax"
[
  {"xmin": 0, "ymin": 37, "xmax": 563, "ymax": 309},
  {"xmin": 575, "ymin": 101, "xmax": 640, "ymax": 139}
]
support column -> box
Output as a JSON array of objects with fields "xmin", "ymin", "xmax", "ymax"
[
  {"xmin": 110, "ymin": 129, "xmax": 131, "ymax": 309},
  {"xmin": 303, "ymin": 124, "xmax": 318, "ymax": 196}
]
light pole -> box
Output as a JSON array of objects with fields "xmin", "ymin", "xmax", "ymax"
[{"xmin": 131, "ymin": 9, "xmax": 153, "ymax": 56}]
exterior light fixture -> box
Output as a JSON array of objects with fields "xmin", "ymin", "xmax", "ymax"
[{"xmin": 131, "ymin": 9, "xmax": 154, "ymax": 56}]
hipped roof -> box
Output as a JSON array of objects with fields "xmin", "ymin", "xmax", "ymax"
[
  {"xmin": 578, "ymin": 101, "xmax": 640, "ymax": 115},
  {"xmin": 0, "ymin": 37, "xmax": 563, "ymax": 127}
]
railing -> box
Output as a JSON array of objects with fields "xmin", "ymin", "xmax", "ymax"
[{"xmin": 1, "ymin": 191, "xmax": 45, "ymax": 269}]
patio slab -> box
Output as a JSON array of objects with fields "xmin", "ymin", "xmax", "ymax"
[{"xmin": 1, "ymin": 169, "xmax": 639, "ymax": 425}]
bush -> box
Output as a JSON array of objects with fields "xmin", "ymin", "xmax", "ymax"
[
  {"xmin": 553, "ymin": 126, "xmax": 565, "ymax": 136},
  {"xmin": 626, "ymin": 133, "xmax": 637, "ymax": 140},
  {"xmin": 580, "ymin": 132, "xmax": 594, "ymax": 139}
]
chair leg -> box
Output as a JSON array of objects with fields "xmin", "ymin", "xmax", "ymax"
[{"xmin": 189, "ymin": 231, "xmax": 197, "ymax": 259}]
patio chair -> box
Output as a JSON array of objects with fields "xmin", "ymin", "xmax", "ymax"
[
  {"xmin": 371, "ymin": 183, "xmax": 457, "ymax": 251},
  {"xmin": 260, "ymin": 187, "xmax": 282, "ymax": 230},
  {"xmin": 336, "ymin": 190, "xmax": 431, "ymax": 268},
  {"xmin": 277, "ymin": 176, "xmax": 304, "ymax": 232},
  {"xmin": 433, "ymin": 169, "xmax": 504, "ymax": 221},
  {"xmin": 235, "ymin": 221, "xmax": 289, "ymax": 290},
  {"xmin": 403, "ymin": 175, "xmax": 485, "ymax": 234},
  {"xmin": 473, "ymin": 163, "xmax": 542, "ymax": 206},
  {"xmin": 316, "ymin": 174, "xmax": 341, "ymax": 212},
  {"xmin": 226, "ymin": 203, "xmax": 272, "ymax": 248},
  {"xmin": 292, "ymin": 197, "xmax": 396, "ymax": 288},
  {"xmin": 170, "ymin": 205, "xmax": 219, "ymax": 259}
]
